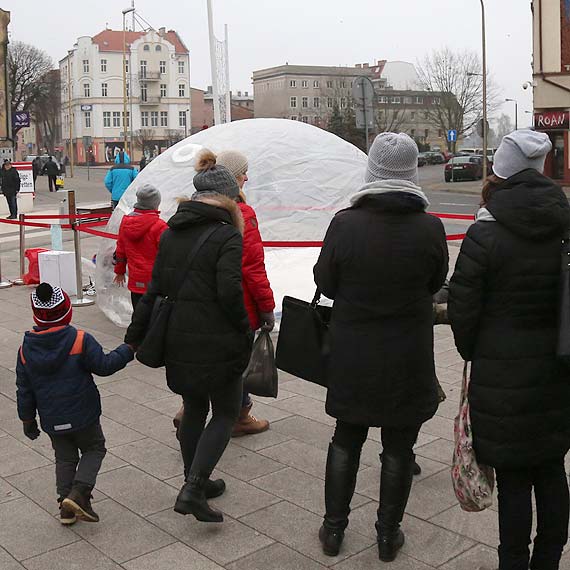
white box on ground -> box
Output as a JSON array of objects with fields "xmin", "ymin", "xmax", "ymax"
[{"xmin": 38, "ymin": 251, "xmax": 77, "ymax": 296}]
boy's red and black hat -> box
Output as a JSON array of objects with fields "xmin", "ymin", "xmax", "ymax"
[{"xmin": 31, "ymin": 283, "xmax": 72, "ymax": 327}]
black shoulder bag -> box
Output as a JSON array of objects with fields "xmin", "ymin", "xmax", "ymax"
[
  {"xmin": 556, "ymin": 231, "xmax": 570, "ymax": 363},
  {"xmin": 136, "ymin": 224, "xmax": 222, "ymax": 368}
]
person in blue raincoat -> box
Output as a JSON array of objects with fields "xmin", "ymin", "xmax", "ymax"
[{"xmin": 104, "ymin": 151, "xmax": 138, "ymax": 209}]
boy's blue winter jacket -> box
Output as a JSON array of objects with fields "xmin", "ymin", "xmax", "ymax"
[
  {"xmin": 104, "ymin": 153, "xmax": 138, "ymax": 202},
  {"xmin": 16, "ymin": 326, "xmax": 134, "ymax": 435}
]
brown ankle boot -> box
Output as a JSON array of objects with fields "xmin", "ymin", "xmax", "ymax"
[{"xmin": 231, "ymin": 403, "xmax": 269, "ymax": 437}]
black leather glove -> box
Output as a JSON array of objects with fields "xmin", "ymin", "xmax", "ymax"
[
  {"xmin": 22, "ymin": 419, "xmax": 40, "ymax": 441},
  {"xmin": 259, "ymin": 311, "xmax": 276, "ymax": 332}
]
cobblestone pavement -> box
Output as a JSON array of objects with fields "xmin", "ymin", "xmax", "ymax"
[{"xmin": 0, "ymin": 241, "xmax": 568, "ymax": 570}]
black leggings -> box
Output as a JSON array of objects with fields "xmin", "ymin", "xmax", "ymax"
[
  {"xmin": 332, "ymin": 420, "xmax": 420, "ymax": 460},
  {"xmin": 496, "ymin": 458, "xmax": 569, "ymax": 570},
  {"xmin": 179, "ymin": 376, "xmax": 242, "ymax": 479}
]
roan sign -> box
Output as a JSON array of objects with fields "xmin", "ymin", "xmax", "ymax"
[{"xmin": 535, "ymin": 111, "xmax": 570, "ymax": 130}]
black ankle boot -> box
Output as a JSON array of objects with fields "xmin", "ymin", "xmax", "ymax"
[
  {"xmin": 381, "ymin": 452, "xmax": 422, "ymax": 477},
  {"xmin": 174, "ymin": 475, "xmax": 224, "ymax": 523},
  {"xmin": 376, "ymin": 453, "xmax": 414, "ymax": 562},
  {"xmin": 319, "ymin": 442, "xmax": 362, "ymax": 556},
  {"xmin": 204, "ymin": 478, "xmax": 226, "ymax": 499}
]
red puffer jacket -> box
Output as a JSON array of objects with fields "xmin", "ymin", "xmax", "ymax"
[
  {"xmin": 114, "ymin": 210, "xmax": 168, "ymax": 294},
  {"xmin": 239, "ymin": 202, "xmax": 275, "ymax": 330}
]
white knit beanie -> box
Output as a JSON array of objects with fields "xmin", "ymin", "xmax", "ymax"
[
  {"xmin": 217, "ymin": 150, "xmax": 248, "ymax": 178},
  {"xmin": 493, "ymin": 129, "xmax": 552, "ymax": 180},
  {"xmin": 366, "ymin": 133, "xmax": 419, "ymax": 185}
]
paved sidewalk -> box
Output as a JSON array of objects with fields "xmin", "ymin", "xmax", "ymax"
[{"xmin": 0, "ymin": 244, "xmax": 567, "ymax": 570}]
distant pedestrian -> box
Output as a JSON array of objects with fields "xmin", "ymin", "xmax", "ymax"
[
  {"xmin": 16, "ymin": 283, "xmax": 134, "ymax": 525},
  {"xmin": 314, "ymin": 133, "xmax": 448, "ymax": 561},
  {"xmin": 449, "ymin": 130, "xmax": 570, "ymax": 570},
  {"xmin": 113, "ymin": 184, "xmax": 168, "ymax": 310},
  {"xmin": 126, "ymin": 150, "xmax": 251, "ymax": 524},
  {"xmin": 60, "ymin": 159, "xmax": 67, "ymax": 176},
  {"xmin": 1, "ymin": 160, "xmax": 20, "ymax": 219},
  {"xmin": 139, "ymin": 154, "xmax": 147, "ymax": 171},
  {"xmin": 42, "ymin": 156, "xmax": 60, "ymax": 192},
  {"xmin": 32, "ymin": 157, "xmax": 41, "ymax": 184},
  {"xmin": 104, "ymin": 151, "xmax": 138, "ymax": 210}
]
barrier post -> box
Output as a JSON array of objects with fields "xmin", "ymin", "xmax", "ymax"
[
  {"xmin": 68, "ymin": 190, "xmax": 94, "ymax": 307},
  {"xmin": 12, "ymin": 214, "xmax": 26, "ymax": 285},
  {"xmin": 0, "ymin": 242, "xmax": 12, "ymax": 289}
]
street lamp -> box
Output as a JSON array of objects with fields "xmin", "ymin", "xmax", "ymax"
[
  {"xmin": 505, "ymin": 98, "xmax": 518, "ymax": 130},
  {"xmin": 122, "ymin": 7, "xmax": 135, "ymax": 156},
  {"xmin": 525, "ymin": 110, "xmax": 535, "ymax": 128},
  {"xmin": 479, "ymin": 0, "xmax": 488, "ymax": 181},
  {"xmin": 67, "ymin": 50, "xmax": 74, "ymax": 178},
  {"xmin": 184, "ymin": 108, "xmax": 189, "ymax": 139}
]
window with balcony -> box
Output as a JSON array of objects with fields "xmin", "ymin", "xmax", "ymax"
[
  {"xmin": 141, "ymin": 84, "xmax": 148, "ymax": 101},
  {"xmin": 101, "ymin": 83, "xmax": 108, "ymax": 97},
  {"xmin": 313, "ymin": 97, "xmax": 320, "ymax": 108},
  {"xmin": 160, "ymin": 60, "xmax": 166, "ymax": 74},
  {"xmin": 100, "ymin": 59, "xmax": 107, "ymax": 73},
  {"xmin": 179, "ymin": 111, "xmax": 187, "ymax": 127},
  {"xmin": 302, "ymin": 97, "xmax": 309, "ymax": 108},
  {"xmin": 160, "ymin": 84, "xmax": 167, "ymax": 97},
  {"xmin": 290, "ymin": 96, "xmax": 297, "ymax": 108},
  {"xmin": 140, "ymin": 60, "xmax": 147, "ymax": 78},
  {"xmin": 84, "ymin": 111, "xmax": 91, "ymax": 128},
  {"xmin": 151, "ymin": 111, "xmax": 159, "ymax": 127},
  {"xmin": 141, "ymin": 111, "xmax": 149, "ymax": 127},
  {"xmin": 178, "ymin": 84, "xmax": 186, "ymax": 97},
  {"xmin": 178, "ymin": 60, "xmax": 185, "ymax": 74},
  {"xmin": 83, "ymin": 60, "xmax": 89, "ymax": 73},
  {"xmin": 83, "ymin": 83, "xmax": 90, "ymax": 97},
  {"xmin": 112, "ymin": 112, "xmax": 121, "ymax": 127},
  {"xmin": 160, "ymin": 111, "xmax": 168, "ymax": 127},
  {"xmin": 290, "ymin": 80, "xmax": 297, "ymax": 88}
]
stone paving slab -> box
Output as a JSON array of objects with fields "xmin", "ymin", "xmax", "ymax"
[{"xmin": 0, "ymin": 275, "xmax": 557, "ymax": 569}]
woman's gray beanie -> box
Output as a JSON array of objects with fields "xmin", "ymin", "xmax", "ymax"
[{"xmin": 365, "ymin": 132, "xmax": 419, "ymax": 185}]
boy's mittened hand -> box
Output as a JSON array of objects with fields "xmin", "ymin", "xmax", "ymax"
[{"xmin": 23, "ymin": 419, "xmax": 40, "ymax": 440}]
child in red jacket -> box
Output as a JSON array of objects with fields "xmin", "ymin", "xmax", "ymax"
[{"xmin": 113, "ymin": 184, "xmax": 168, "ymax": 309}]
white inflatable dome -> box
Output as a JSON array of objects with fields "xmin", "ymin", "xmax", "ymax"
[{"xmin": 96, "ymin": 118, "xmax": 367, "ymax": 326}]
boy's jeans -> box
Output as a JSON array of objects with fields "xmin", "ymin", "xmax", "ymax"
[{"xmin": 48, "ymin": 421, "xmax": 107, "ymax": 499}]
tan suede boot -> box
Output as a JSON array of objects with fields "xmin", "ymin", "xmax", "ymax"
[{"xmin": 231, "ymin": 402, "xmax": 270, "ymax": 437}]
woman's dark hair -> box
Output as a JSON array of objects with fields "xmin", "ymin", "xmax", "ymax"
[{"xmin": 481, "ymin": 174, "xmax": 504, "ymax": 206}]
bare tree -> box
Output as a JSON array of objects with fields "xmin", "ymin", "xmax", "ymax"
[
  {"xmin": 416, "ymin": 47, "xmax": 501, "ymax": 151},
  {"xmin": 492, "ymin": 113, "xmax": 515, "ymax": 145},
  {"xmin": 133, "ymin": 128, "xmax": 157, "ymax": 151},
  {"xmin": 375, "ymin": 103, "xmax": 408, "ymax": 133},
  {"xmin": 33, "ymin": 70, "xmax": 61, "ymax": 154},
  {"xmin": 8, "ymin": 41, "xmax": 53, "ymax": 136}
]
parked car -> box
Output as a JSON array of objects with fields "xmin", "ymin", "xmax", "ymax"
[
  {"xmin": 425, "ymin": 151, "xmax": 445, "ymax": 165},
  {"xmin": 418, "ymin": 153, "xmax": 428, "ymax": 167},
  {"xmin": 471, "ymin": 154, "xmax": 494, "ymax": 176},
  {"xmin": 444, "ymin": 156, "xmax": 483, "ymax": 182}
]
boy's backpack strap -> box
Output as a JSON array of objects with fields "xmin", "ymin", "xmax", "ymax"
[{"xmin": 69, "ymin": 330, "xmax": 85, "ymax": 356}]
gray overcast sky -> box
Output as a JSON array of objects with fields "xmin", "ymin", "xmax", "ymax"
[{"xmin": 4, "ymin": 0, "xmax": 533, "ymax": 127}]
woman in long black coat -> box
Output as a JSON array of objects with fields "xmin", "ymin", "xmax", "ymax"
[
  {"xmin": 449, "ymin": 130, "xmax": 570, "ymax": 570},
  {"xmin": 314, "ymin": 133, "xmax": 448, "ymax": 562},
  {"xmin": 126, "ymin": 152, "xmax": 251, "ymax": 523}
]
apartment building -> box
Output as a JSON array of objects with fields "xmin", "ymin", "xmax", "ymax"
[
  {"xmin": 252, "ymin": 61, "xmax": 449, "ymax": 149},
  {"xmin": 60, "ymin": 27, "xmax": 191, "ymax": 164}
]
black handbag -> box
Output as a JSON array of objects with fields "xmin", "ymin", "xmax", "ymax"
[
  {"xmin": 557, "ymin": 231, "xmax": 570, "ymax": 362},
  {"xmin": 275, "ymin": 290, "xmax": 332, "ymax": 387},
  {"xmin": 136, "ymin": 224, "xmax": 222, "ymax": 368},
  {"xmin": 243, "ymin": 331, "xmax": 279, "ymax": 398}
]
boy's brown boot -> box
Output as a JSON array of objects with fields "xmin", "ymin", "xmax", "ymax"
[
  {"xmin": 231, "ymin": 403, "xmax": 269, "ymax": 437},
  {"xmin": 58, "ymin": 499, "xmax": 77, "ymax": 526},
  {"xmin": 62, "ymin": 483, "xmax": 99, "ymax": 523}
]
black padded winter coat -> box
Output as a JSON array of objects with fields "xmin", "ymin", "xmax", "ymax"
[
  {"xmin": 314, "ymin": 188, "xmax": 449, "ymax": 428},
  {"xmin": 449, "ymin": 169, "xmax": 570, "ymax": 469},
  {"xmin": 125, "ymin": 195, "xmax": 251, "ymax": 395}
]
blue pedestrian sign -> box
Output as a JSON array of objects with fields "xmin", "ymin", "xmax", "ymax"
[{"xmin": 447, "ymin": 129, "xmax": 457, "ymax": 143}]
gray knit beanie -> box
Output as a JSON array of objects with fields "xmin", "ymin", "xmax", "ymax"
[
  {"xmin": 134, "ymin": 184, "xmax": 161, "ymax": 210},
  {"xmin": 366, "ymin": 132, "xmax": 419, "ymax": 185},
  {"xmin": 217, "ymin": 150, "xmax": 248, "ymax": 178},
  {"xmin": 193, "ymin": 150, "xmax": 240, "ymax": 200},
  {"xmin": 493, "ymin": 129, "xmax": 552, "ymax": 180}
]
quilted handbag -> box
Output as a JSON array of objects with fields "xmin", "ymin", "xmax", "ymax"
[{"xmin": 451, "ymin": 362, "xmax": 495, "ymax": 512}]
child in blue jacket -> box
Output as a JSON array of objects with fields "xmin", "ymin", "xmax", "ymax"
[{"xmin": 16, "ymin": 283, "xmax": 134, "ymax": 525}]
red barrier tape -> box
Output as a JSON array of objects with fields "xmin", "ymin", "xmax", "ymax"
[
  {"xmin": 431, "ymin": 212, "xmax": 474, "ymax": 221},
  {"xmin": 76, "ymin": 226, "xmax": 118, "ymax": 239},
  {"xmin": 24, "ymin": 213, "xmax": 111, "ymax": 220}
]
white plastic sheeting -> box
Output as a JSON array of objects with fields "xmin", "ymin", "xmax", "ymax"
[{"xmin": 96, "ymin": 118, "xmax": 367, "ymax": 327}]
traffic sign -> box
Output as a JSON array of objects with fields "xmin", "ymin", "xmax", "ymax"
[
  {"xmin": 352, "ymin": 76, "xmax": 375, "ymax": 107},
  {"xmin": 356, "ymin": 107, "xmax": 374, "ymax": 130},
  {"xmin": 447, "ymin": 129, "xmax": 457, "ymax": 143}
]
